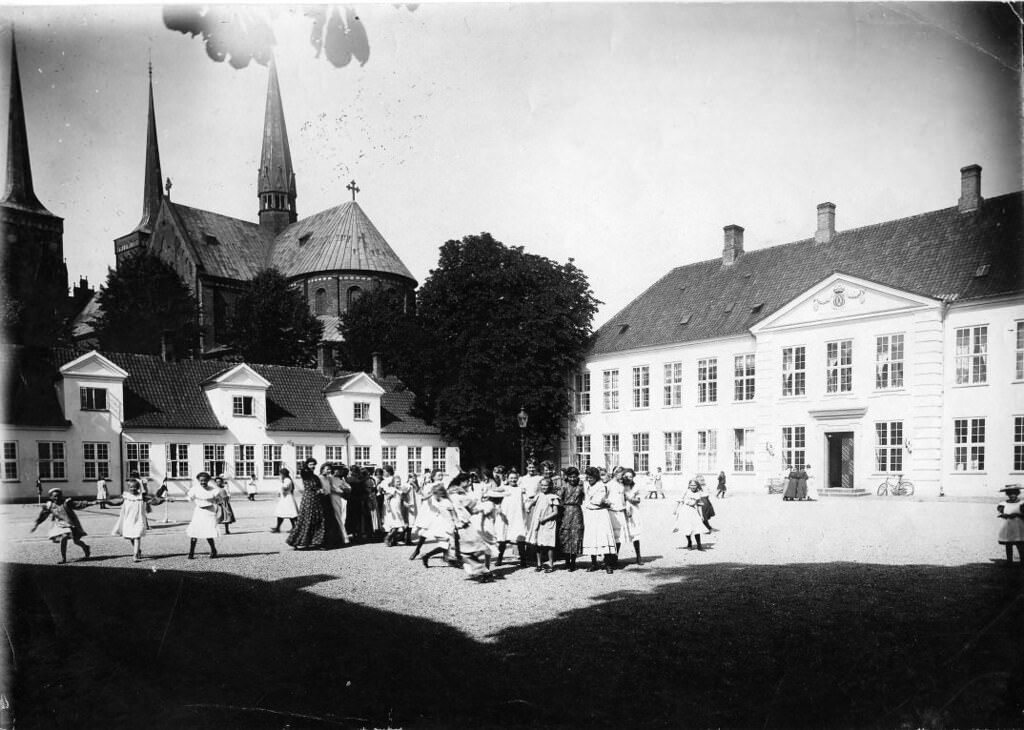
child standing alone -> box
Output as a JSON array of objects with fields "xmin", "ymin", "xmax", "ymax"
[{"xmin": 997, "ymin": 485, "xmax": 1023, "ymax": 566}]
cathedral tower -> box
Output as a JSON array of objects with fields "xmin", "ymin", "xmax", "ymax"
[{"xmin": 257, "ymin": 58, "xmax": 297, "ymax": 234}]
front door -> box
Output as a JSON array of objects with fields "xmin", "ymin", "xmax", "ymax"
[{"xmin": 826, "ymin": 431, "xmax": 855, "ymax": 489}]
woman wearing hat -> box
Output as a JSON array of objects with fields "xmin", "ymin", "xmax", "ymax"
[
  {"xmin": 997, "ymin": 485, "xmax": 1023, "ymax": 566},
  {"xmin": 186, "ymin": 472, "xmax": 223, "ymax": 559},
  {"xmin": 30, "ymin": 487, "xmax": 97, "ymax": 563},
  {"xmin": 286, "ymin": 457, "xmax": 329, "ymax": 550}
]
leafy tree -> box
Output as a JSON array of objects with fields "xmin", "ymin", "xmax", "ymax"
[
  {"xmin": 228, "ymin": 268, "xmax": 324, "ymax": 367},
  {"xmin": 92, "ymin": 251, "xmax": 200, "ymax": 356},
  {"xmin": 336, "ymin": 287, "xmax": 427, "ymax": 391}
]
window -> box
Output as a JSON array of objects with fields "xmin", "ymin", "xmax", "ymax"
[
  {"xmin": 1015, "ymin": 416, "xmax": 1024, "ymax": 472},
  {"xmin": 1017, "ymin": 323, "xmax": 1024, "ymax": 380},
  {"xmin": 953, "ymin": 418, "xmax": 985, "ymax": 471},
  {"xmin": 782, "ymin": 346, "xmax": 806, "ymax": 397},
  {"xmin": 408, "ymin": 447, "xmax": 423, "ymax": 476},
  {"xmin": 83, "ymin": 442, "xmax": 110, "ymax": 481},
  {"xmin": 353, "ymin": 446, "xmax": 372, "ymax": 467},
  {"xmin": 3, "ymin": 442, "xmax": 18, "ymax": 480},
  {"xmin": 603, "ymin": 434, "xmax": 620, "ymax": 470},
  {"xmin": 781, "ymin": 426, "xmax": 806, "ymax": 470},
  {"xmin": 575, "ymin": 435, "xmax": 591, "ymax": 469},
  {"xmin": 294, "ymin": 444, "xmax": 313, "ymax": 474},
  {"xmin": 235, "ymin": 444, "xmax": 256, "ymax": 478},
  {"xmin": 347, "ymin": 286, "xmax": 363, "ymax": 310},
  {"xmin": 663, "ymin": 362, "xmax": 682, "ymax": 407},
  {"xmin": 574, "ymin": 372, "xmax": 591, "ymax": 414},
  {"xmin": 382, "ymin": 446, "xmax": 397, "ymax": 470},
  {"xmin": 602, "ymin": 369, "xmax": 619, "ymax": 411},
  {"xmin": 874, "ymin": 421, "xmax": 904, "ymax": 473},
  {"xmin": 79, "ymin": 387, "xmax": 107, "ymax": 411},
  {"xmin": 325, "ymin": 446, "xmax": 346, "ymax": 463},
  {"xmin": 233, "ymin": 396, "xmax": 254, "ymax": 417},
  {"xmin": 632, "ymin": 432, "xmax": 649, "ymax": 472},
  {"xmin": 38, "ymin": 442, "xmax": 66, "ymax": 480},
  {"xmin": 168, "ymin": 443, "xmax": 190, "ymax": 478},
  {"xmin": 826, "ymin": 340, "xmax": 853, "ymax": 393},
  {"xmin": 354, "ymin": 402, "xmax": 370, "ymax": 421},
  {"xmin": 125, "ymin": 442, "xmax": 150, "ymax": 477},
  {"xmin": 664, "ymin": 432, "xmax": 683, "ymax": 473},
  {"xmin": 696, "ymin": 430, "xmax": 717, "ymax": 472},
  {"xmin": 204, "ymin": 443, "xmax": 226, "ymax": 476},
  {"xmin": 314, "ymin": 288, "xmax": 327, "ymax": 315},
  {"xmin": 632, "ymin": 366, "xmax": 650, "ymax": 409},
  {"xmin": 697, "ymin": 358, "xmax": 718, "ymax": 403},
  {"xmin": 734, "ymin": 354, "xmax": 755, "ymax": 401},
  {"xmin": 955, "ymin": 326, "xmax": 988, "ymax": 384},
  {"xmin": 431, "ymin": 447, "xmax": 446, "ymax": 473},
  {"xmin": 263, "ymin": 444, "xmax": 283, "ymax": 477},
  {"xmin": 733, "ymin": 428, "xmax": 755, "ymax": 472},
  {"xmin": 875, "ymin": 334, "xmax": 905, "ymax": 390}
]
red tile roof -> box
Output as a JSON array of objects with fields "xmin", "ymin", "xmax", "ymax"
[{"xmin": 168, "ymin": 203, "xmax": 275, "ymax": 281}]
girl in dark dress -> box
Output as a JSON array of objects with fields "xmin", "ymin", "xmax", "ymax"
[
  {"xmin": 286, "ymin": 458, "xmax": 328, "ymax": 550},
  {"xmin": 345, "ymin": 467, "xmax": 376, "ymax": 541},
  {"xmin": 30, "ymin": 488, "xmax": 96, "ymax": 563},
  {"xmin": 558, "ymin": 466, "xmax": 585, "ymax": 571}
]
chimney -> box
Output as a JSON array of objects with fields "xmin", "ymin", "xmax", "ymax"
[
  {"xmin": 372, "ymin": 351, "xmax": 384, "ymax": 378},
  {"xmin": 722, "ymin": 225, "xmax": 744, "ymax": 266},
  {"xmin": 317, "ymin": 343, "xmax": 334, "ymax": 377},
  {"xmin": 815, "ymin": 202, "xmax": 836, "ymax": 244},
  {"xmin": 958, "ymin": 164, "xmax": 982, "ymax": 213}
]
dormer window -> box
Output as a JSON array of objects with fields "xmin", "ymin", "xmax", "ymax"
[
  {"xmin": 354, "ymin": 402, "xmax": 370, "ymax": 421},
  {"xmin": 80, "ymin": 387, "xmax": 107, "ymax": 411},
  {"xmin": 233, "ymin": 396, "xmax": 255, "ymax": 417}
]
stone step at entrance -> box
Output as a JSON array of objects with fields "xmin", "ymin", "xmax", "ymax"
[{"xmin": 818, "ymin": 488, "xmax": 870, "ymax": 498}]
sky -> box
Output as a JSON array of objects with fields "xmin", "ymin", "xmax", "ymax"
[{"xmin": 0, "ymin": 3, "xmax": 1020, "ymax": 328}]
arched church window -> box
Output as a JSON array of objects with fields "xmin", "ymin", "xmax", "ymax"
[
  {"xmin": 347, "ymin": 286, "xmax": 363, "ymax": 310},
  {"xmin": 314, "ymin": 288, "xmax": 327, "ymax": 315}
]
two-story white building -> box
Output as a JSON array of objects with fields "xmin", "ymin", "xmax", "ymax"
[
  {"xmin": 0, "ymin": 347, "xmax": 459, "ymax": 500},
  {"xmin": 564, "ymin": 165, "xmax": 1022, "ymax": 498}
]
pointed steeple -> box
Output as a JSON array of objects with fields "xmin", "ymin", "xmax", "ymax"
[
  {"xmin": 257, "ymin": 57, "xmax": 297, "ymax": 233},
  {"xmin": 2, "ymin": 29, "xmax": 53, "ymax": 215},
  {"xmin": 134, "ymin": 60, "xmax": 163, "ymax": 233}
]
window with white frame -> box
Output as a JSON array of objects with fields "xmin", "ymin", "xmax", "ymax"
[
  {"xmin": 734, "ymin": 354, "xmax": 755, "ymax": 401},
  {"xmin": 697, "ymin": 358, "xmax": 718, "ymax": 403},
  {"xmin": 3, "ymin": 441, "xmax": 18, "ymax": 480},
  {"xmin": 1016, "ymin": 323, "xmax": 1024, "ymax": 381},
  {"xmin": 325, "ymin": 446, "xmax": 346, "ymax": 463},
  {"xmin": 232, "ymin": 395, "xmax": 254, "ymax": 416},
  {"xmin": 79, "ymin": 387, "xmax": 107, "ymax": 411},
  {"xmin": 83, "ymin": 442, "xmax": 110, "ymax": 480},
  {"xmin": 38, "ymin": 442, "xmax": 66, "ymax": 480},
  {"xmin": 354, "ymin": 402, "xmax": 371, "ymax": 421},
  {"xmin": 781, "ymin": 426, "xmax": 806, "ymax": 469},
  {"xmin": 408, "ymin": 447, "xmax": 423, "ymax": 476},
  {"xmin": 126, "ymin": 442, "xmax": 150, "ymax": 477},
  {"xmin": 574, "ymin": 372, "xmax": 591, "ymax": 414},
  {"xmin": 602, "ymin": 369, "xmax": 619, "ymax": 411},
  {"xmin": 263, "ymin": 444, "xmax": 283, "ymax": 477},
  {"xmin": 875, "ymin": 334, "xmax": 905, "ymax": 390},
  {"xmin": 168, "ymin": 443, "xmax": 190, "ymax": 478},
  {"xmin": 733, "ymin": 428, "xmax": 755, "ymax": 472},
  {"xmin": 664, "ymin": 432, "xmax": 683, "ymax": 473},
  {"xmin": 953, "ymin": 418, "xmax": 985, "ymax": 471},
  {"xmin": 204, "ymin": 444, "xmax": 226, "ymax": 476},
  {"xmin": 575, "ymin": 435, "xmax": 591, "ymax": 469},
  {"xmin": 696, "ymin": 430, "xmax": 717, "ymax": 472},
  {"xmin": 353, "ymin": 446, "xmax": 372, "ymax": 467},
  {"xmin": 1014, "ymin": 416, "xmax": 1024, "ymax": 472},
  {"xmin": 294, "ymin": 444, "xmax": 313, "ymax": 473},
  {"xmin": 632, "ymin": 432, "xmax": 649, "ymax": 472},
  {"xmin": 874, "ymin": 421, "xmax": 904, "ymax": 473},
  {"xmin": 632, "ymin": 366, "xmax": 650, "ymax": 408},
  {"xmin": 782, "ymin": 346, "xmax": 806, "ymax": 397},
  {"xmin": 955, "ymin": 326, "xmax": 988, "ymax": 384},
  {"xmin": 663, "ymin": 362, "xmax": 682, "ymax": 407},
  {"xmin": 235, "ymin": 444, "xmax": 256, "ymax": 477},
  {"xmin": 382, "ymin": 446, "xmax": 397, "ymax": 470},
  {"xmin": 826, "ymin": 340, "xmax": 853, "ymax": 394},
  {"xmin": 431, "ymin": 447, "xmax": 446, "ymax": 473},
  {"xmin": 603, "ymin": 434, "xmax": 620, "ymax": 470}
]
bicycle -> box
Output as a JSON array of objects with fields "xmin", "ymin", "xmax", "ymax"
[{"xmin": 877, "ymin": 473, "xmax": 914, "ymax": 496}]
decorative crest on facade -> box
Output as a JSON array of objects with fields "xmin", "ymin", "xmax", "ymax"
[{"xmin": 813, "ymin": 283, "xmax": 866, "ymax": 312}]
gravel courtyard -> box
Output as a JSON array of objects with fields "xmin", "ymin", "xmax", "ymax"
[{"xmin": 3, "ymin": 491, "xmax": 1021, "ymax": 729}]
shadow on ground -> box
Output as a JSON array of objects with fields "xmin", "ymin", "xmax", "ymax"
[{"xmin": 4, "ymin": 561, "xmax": 1023, "ymax": 729}]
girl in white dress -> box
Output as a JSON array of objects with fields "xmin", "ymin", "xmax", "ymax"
[
  {"xmin": 498, "ymin": 470, "xmax": 528, "ymax": 566},
  {"xmin": 322, "ymin": 464, "xmax": 351, "ymax": 546},
  {"xmin": 581, "ymin": 466, "xmax": 617, "ymax": 573},
  {"xmin": 186, "ymin": 472, "xmax": 223, "ymax": 559},
  {"xmin": 418, "ymin": 483, "xmax": 461, "ymax": 567},
  {"xmin": 673, "ymin": 480, "xmax": 706, "ymax": 550},
  {"xmin": 622, "ymin": 469, "xmax": 644, "ymax": 566},
  {"xmin": 382, "ymin": 466, "xmax": 406, "ymax": 546},
  {"xmin": 271, "ymin": 467, "xmax": 299, "ymax": 533},
  {"xmin": 110, "ymin": 478, "xmax": 166, "ymax": 561},
  {"xmin": 997, "ymin": 485, "xmax": 1024, "ymax": 565}
]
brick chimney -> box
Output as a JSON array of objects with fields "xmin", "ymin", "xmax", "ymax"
[
  {"xmin": 958, "ymin": 164, "xmax": 982, "ymax": 213},
  {"xmin": 372, "ymin": 351, "xmax": 384, "ymax": 378},
  {"xmin": 722, "ymin": 225, "xmax": 744, "ymax": 266},
  {"xmin": 815, "ymin": 202, "xmax": 836, "ymax": 244}
]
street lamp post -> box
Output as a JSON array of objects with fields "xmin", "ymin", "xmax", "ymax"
[{"xmin": 517, "ymin": 406, "xmax": 529, "ymax": 473}]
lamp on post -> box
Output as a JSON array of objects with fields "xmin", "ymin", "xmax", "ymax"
[{"xmin": 517, "ymin": 406, "xmax": 529, "ymax": 473}]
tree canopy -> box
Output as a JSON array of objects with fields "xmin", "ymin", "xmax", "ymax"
[
  {"xmin": 228, "ymin": 268, "xmax": 324, "ymax": 367},
  {"xmin": 336, "ymin": 287, "xmax": 425, "ymax": 391},
  {"xmin": 92, "ymin": 251, "xmax": 200, "ymax": 356}
]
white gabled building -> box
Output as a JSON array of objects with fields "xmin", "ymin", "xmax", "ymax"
[{"xmin": 564, "ymin": 165, "xmax": 1023, "ymax": 498}]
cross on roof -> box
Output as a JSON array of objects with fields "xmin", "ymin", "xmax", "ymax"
[
  {"xmin": 347, "ymin": 179, "xmax": 360, "ymax": 201},
  {"xmin": 164, "ymin": 177, "xmax": 172, "ymax": 198}
]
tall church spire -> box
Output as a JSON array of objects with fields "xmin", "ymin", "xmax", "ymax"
[
  {"xmin": 257, "ymin": 57, "xmax": 297, "ymax": 233},
  {"xmin": 2, "ymin": 28, "xmax": 52, "ymax": 215},
  {"xmin": 134, "ymin": 60, "xmax": 163, "ymax": 233}
]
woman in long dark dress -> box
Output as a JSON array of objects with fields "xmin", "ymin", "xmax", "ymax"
[
  {"xmin": 782, "ymin": 467, "xmax": 800, "ymax": 501},
  {"xmin": 345, "ymin": 466, "xmax": 376, "ymax": 541},
  {"xmin": 558, "ymin": 466, "xmax": 585, "ymax": 571},
  {"xmin": 286, "ymin": 458, "xmax": 328, "ymax": 550}
]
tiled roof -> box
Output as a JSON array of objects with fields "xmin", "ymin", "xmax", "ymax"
[
  {"xmin": 70, "ymin": 292, "xmax": 102, "ymax": 340},
  {"xmin": 592, "ymin": 192, "xmax": 1024, "ymax": 355},
  {"xmin": 169, "ymin": 202, "xmax": 275, "ymax": 281},
  {"xmin": 374, "ymin": 375, "xmax": 441, "ymax": 435},
  {"xmin": 317, "ymin": 315, "xmax": 344, "ymax": 342},
  {"xmin": 270, "ymin": 201, "xmax": 417, "ymax": 283}
]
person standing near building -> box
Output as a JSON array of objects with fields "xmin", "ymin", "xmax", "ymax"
[
  {"xmin": 213, "ymin": 475, "xmax": 235, "ymax": 535},
  {"xmin": 795, "ymin": 465, "xmax": 810, "ymax": 501},
  {"xmin": 286, "ymin": 458, "xmax": 329, "ymax": 550},
  {"xmin": 96, "ymin": 476, "xmax": 109, "ymax": 509},
  {"xmin": 186, "ymin": 472, "xmax": 222, "ymax": 559},
  {"xmin": 30, "ymin": 488, "xmax": 96, "ymax": 563},
  {"xmin": 272, "ymin": 467, "xmax": 299, "ymax": 533},
  {"xmin": 246, "ymin": 476, "xmax": 258, "ymax": 502},
  {"xmin": 581, "ymin": 466, "xmax": 617, "ymax": 574},
  {"xmin": 716, "ymin": 471, "xmax": 727, "ymax": 499},
  {"xmin": 621, "ymin": 469, "xmax": 644, "ymax": 567},
  {"xmin": 997, "ymin": 485, "xmax": 1023, "ymax": 566},
  {"xmin": 557, "ymin": 466, "xmax": 585, "ymax": 571}
]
